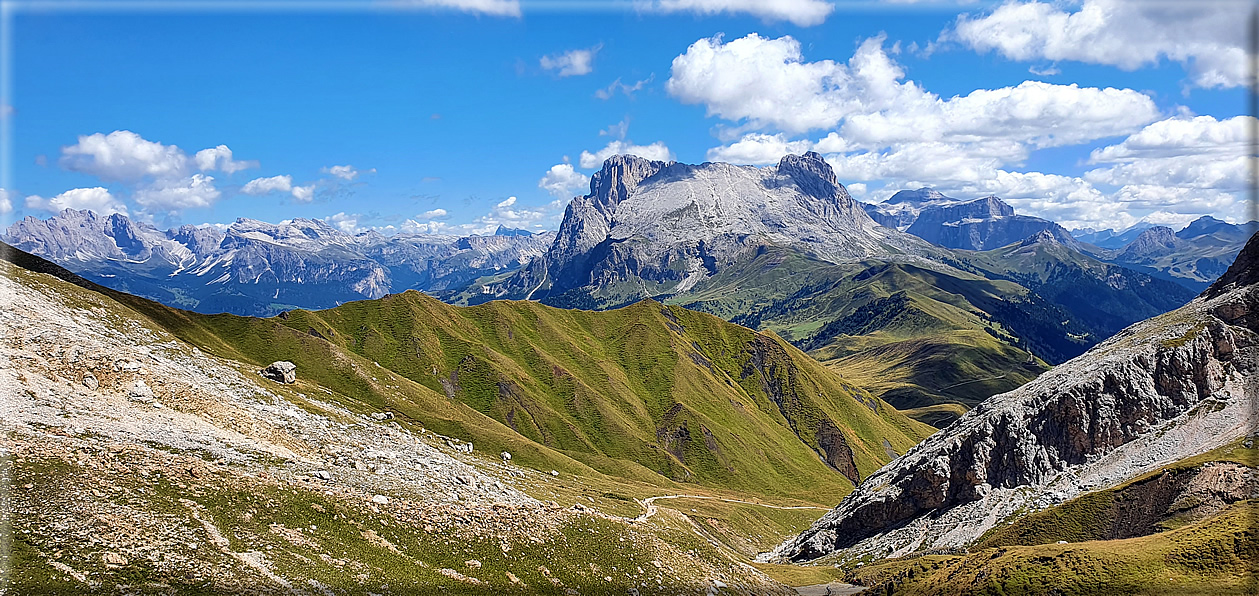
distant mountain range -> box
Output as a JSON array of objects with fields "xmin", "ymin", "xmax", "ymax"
[
  {"xmin": 1070, "ymin": 222, "xmax": 1157, "ymax": 248},
  {"xmin": 1086, "ymin": 215, "xmax": 1258, "ymax": 291},
  {"xmin": 862, "ymin": 188, "xmax": 1255, "ymax": 292},
  {"xmin": 862, "ymin": 188, "xmax": 1075, "ymax": 251},
  {"xmin": 3, "ymin": 210, "xmax": 553, "ymax": 316}
]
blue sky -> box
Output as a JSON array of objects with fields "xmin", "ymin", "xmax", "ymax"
[{"xmin": 0, "ymin": 0, "xmax": 1252, "ymax": 234}]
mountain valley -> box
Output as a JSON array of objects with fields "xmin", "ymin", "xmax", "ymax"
[{"xmin": 4, "ymin": 152, "xmax": 1257, "ymax": 595}]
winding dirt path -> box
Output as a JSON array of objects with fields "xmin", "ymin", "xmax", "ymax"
[{"xmin": 632, "ymin": 494, "xmax": 828, "ymax": 523}]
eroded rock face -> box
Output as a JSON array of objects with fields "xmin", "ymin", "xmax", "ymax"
[
  {"xmin": 260, "ymin": 361, "xmax": 297, "ymax": 384},
  {"xmin": 767, "ymin": 235, "xmax": 1259, "ymax": 562}
]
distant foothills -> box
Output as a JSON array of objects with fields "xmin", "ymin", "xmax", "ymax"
[{"xmin": 6, "ymin": 153, "xmax": 1254, "ymax": 425}]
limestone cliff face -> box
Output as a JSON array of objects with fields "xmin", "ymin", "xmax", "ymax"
[
  {"xmin": 542, "ymin": 154, "xmax": 674, "ymax": 294},
  {"xmin": 769, "ymin": 232, "xmax": 1259, "ymax": 562}
]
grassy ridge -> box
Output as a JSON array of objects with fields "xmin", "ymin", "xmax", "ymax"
[
  {"xmin": 670, "ymin": 247, "xmax": 1049, "ymax": 424},
  {"xmin": 269, "ymin": 292, "xmax": 933, "ymax": 495},
  {"xmin": 99, "ymin": 280, "xmax": 932, "ymax": 501}
]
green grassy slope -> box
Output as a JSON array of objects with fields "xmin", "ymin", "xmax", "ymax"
[
  {"xmin": 224, "ymin": 292, "xmax": 932, "ymax": 496},
  {"xmin": 668, "ymin": 247, "xmax": 1050, "ymax": 424},
  {"xmin": 667, "ymin": 240, "xmax": 1194, "ymax": 427},
  {"xmin": 6, "ymin": 232, "xmax": 931, "ymax": 502},
  {"xmin": 950, "ymin": 239, "xmax": 1197, "ymax": 352}
]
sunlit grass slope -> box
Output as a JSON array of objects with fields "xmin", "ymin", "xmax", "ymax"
[{"xmin": 100, "ymin": 279, "xmax": 932, "ymax": 501}]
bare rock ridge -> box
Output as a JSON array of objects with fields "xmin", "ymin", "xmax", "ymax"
[
  {"xmin": 1203, "ymin": 231, "xmax": 1259, "ymax": 300},
  {"xmin": 776, "ymin": 151, "xmax": 851, "ymax": 208},
  {"xmin": 767, "ymin": 231, "xmax": 1259, "ymax": 562}
]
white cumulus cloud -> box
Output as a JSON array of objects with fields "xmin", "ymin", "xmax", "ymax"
[
  {"xmin": 134, "ymin": 174, "xmax": 221, "ymax": 212},
  {"xmin": 241, "ymin": 175, "xmax": 294, "ymax": 195},
  {"xmin": 291, "ymin": 184, "xmax": 317, "ymax": 202},
  {"xmin": 579, "ymin": 140, "xmax": 674, "ymax": 169},
  {"xmin": 195, "ymin": 145, "xmax": 257, "ymax": 174},
  {"xmin": 324, "ymin": 212, "xmax": 361, "ymax": 233},
  {"xmin": 25, "ymin": 187, "xmax": 129, "ymax": 216},
  {"xmin": 538, "ymin": 163, "xmax": 590, "ymax": 198},
  {"xmin": 950, "ymin": 0, "xmax": 1249, "ymax": 89},
  {"xmin": 1077, "ymin": 115, "xmax": 1252, "ymax": 224},
  {"xmin": 669, "ymin": 33, "xmax": 1159, "ymax": 143},
  {"xmin": 60, "ymin": 131, "xmax": 189, "ymax": 183},
  {"xmin": 323, "ymin": 165, "xmax": 360, "ymax": 180},
  {"xmin": 705, "ymin": 133, "xmax": 814, "ymax": 164},
  {"xmin": 421, "ymin": 208, "xmax": 449, "ymax": 219},
  {"xmin": 541, "ymin": 45, "xmax": 602, "ymax": 77},
  {"xmin": 55, "ymin": 130, "xmax": 263, "ymax": 217}
]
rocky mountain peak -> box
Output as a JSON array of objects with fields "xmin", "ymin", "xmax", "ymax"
[
  {"xmin": 494, "ymin": 225, "xmax": 532, "ymax": 237},
  {"xmin": 776, "ymin": 151, "xmax": 850, "ymax": 207},
  {"xmin": 1178, "ymin": 216, "xmax": 1227, "ymax": 239},
  {"xmin": 1203, "ymin": 231, "xmax": 1259, "ymax": 299},
  {"xmin": 886, "ymin": 188, "xmax": 950, "ymax": 205},
  {"xmin": 1120, "ymin": 225, "xmax": 1180, "ymax": 259},
  {"xmin": 499, "ymin": 153, "xmax": 922, "ymax": 306},
  {"xmin": 1019, "ymin": 229, "xmax": 1065, "ymax": 247},
  {"xmin": 587, "ymin": 154, "xmax": 673, "ymax": 215},
  {"xmin": 170, "ymin": 225, "xmax": 225, "ymax": 257}
]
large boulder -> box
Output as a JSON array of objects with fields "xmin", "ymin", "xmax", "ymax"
[{"xmin": 260, "ymin": 361, "xmax": 297, "ymax": 384}]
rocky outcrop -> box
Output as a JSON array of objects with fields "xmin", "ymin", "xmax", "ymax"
[
  {"xmin": 260, "ymin": 361, "xmax": 297, "ymax": 384},
  {"xmin": 767, "ymin": 237, "xmax": 1259, "ymax": 562},
  {"xmin": 1202, "ymin": 231, "xmax": 1258, "ymax": 300}
]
